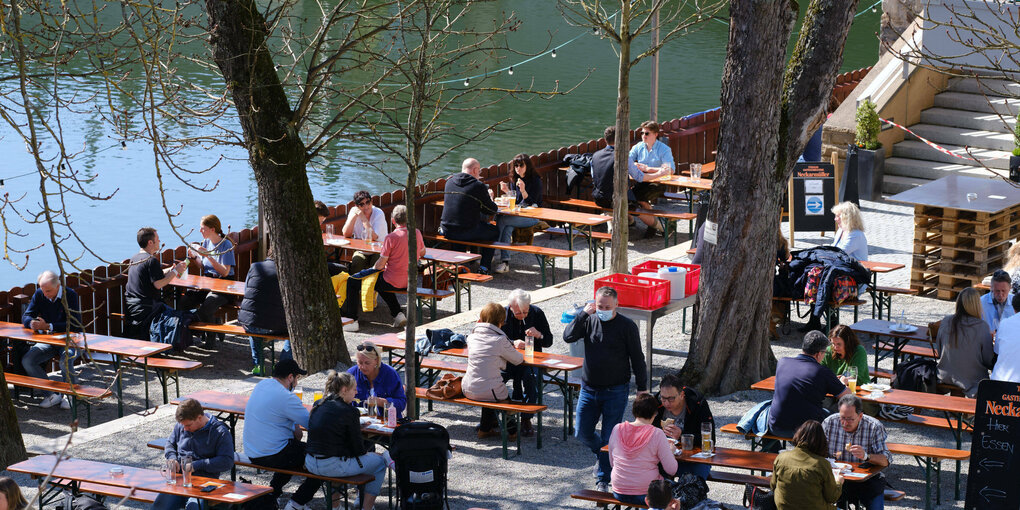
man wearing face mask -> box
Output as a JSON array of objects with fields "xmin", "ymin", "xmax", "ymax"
[{"xmin": 564, "ymin": 286, "xmax": 647, "ymax": 493}]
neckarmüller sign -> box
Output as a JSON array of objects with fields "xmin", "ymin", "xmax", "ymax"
[{"xmin": 965, "ymin": 380, "xmax": 1020, "ymax": 509}]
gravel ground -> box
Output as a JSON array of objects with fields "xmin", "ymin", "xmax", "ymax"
[{"xmin": 5, "ymin": 198, "xmax": 972, "ymax": 509}]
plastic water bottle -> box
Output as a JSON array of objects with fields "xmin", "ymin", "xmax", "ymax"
[
  {"xmin": 387, "ymin": 402, "xmax": 397, "ymax": 427},
  {"xmin": 525, "ymin": 336, "xmax": 534, "ymax": 361}
]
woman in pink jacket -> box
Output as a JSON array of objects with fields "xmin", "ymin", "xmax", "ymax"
[
  {"xmin": 608, "ymin": 393, "xmax": 678, "ymax": 505},
  {"xmin": 462, "ymin": 302, "xmax": 526, "ymax": 440}
]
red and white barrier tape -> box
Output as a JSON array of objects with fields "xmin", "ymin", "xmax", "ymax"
[{"xmin": 879, "ymin": 117, "xmax": 978, "ymax": 162}]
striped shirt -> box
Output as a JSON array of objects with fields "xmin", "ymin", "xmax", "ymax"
[{"xmin": 822, "ymin": 413, "xmax": 892, "ymax": 464}]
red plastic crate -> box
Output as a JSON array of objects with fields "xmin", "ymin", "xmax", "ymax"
[
  {"xmin": 594, "ymin": 273, "xmax": 671, "ymax": 309},
  {"xmin": 630, "ymin": 260, "xmax": 701, "ymax": 296}
]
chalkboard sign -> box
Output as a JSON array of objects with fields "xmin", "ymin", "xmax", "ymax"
[
  {"xmin": 791, "ymin": 162, "xmax": 836, "ymax": 232},
  {"xmin": 966, "ymin": 379, "xmax": 1020, "ymax": 509}
]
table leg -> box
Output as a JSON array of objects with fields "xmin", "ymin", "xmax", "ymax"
[
  {"xmin": 565, "ymin": 227, "xmax": 574, "ymax": 279},
  {"xmin": 144, "ymin": 360, "xmax": 151, "ymax": 410},
  {"xmin": 645, "ymin": 318, "xmax": 656, "ymax": 391},
  {"xmin": 113, "ymin": 354, "xmax": 124, "ymax": 418},
  {"xmin": 953, "ymin": 412, "xmax": 962, "ymax": 500}
]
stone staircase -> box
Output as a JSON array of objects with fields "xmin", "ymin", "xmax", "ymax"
[{"xmin": 882, "ymin": 77, "xmax": 1020, "ymax": 195}]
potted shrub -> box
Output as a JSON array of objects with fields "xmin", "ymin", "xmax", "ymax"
[
  {"xmin": 1010, "ymin": 112, "xmax": 1020, "ymax": 182},
  {"xmin": 848, "ymin": 98, "xmax": 884, "ymax": 201}
]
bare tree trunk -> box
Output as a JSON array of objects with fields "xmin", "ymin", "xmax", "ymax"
[
  {"xmin": 610, "ymin": 1, "xmax": 633, "ymax": 274},
  {"xmin": 205, "ymin": 0, "xmax": 350, "ymax": 371},
  {"xmin": 680, "ymin": 0, "xmax": 858, "ymax": 395},
  {"xmin": 0, "ymin": 367, "xmax": 27, "ymax": 470}
]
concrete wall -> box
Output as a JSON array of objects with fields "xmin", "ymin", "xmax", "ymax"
[{"xmin": 921, "ymin": 0, "xmax": 1020, "ymax": 72}]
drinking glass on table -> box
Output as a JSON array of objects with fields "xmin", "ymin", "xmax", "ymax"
[
  {"xmin": 294, "ymin": 386, "xmax": 305, "ymax": 403},
  {"xmin": 325, "ymin": 224, "xmax": 334, "ymax": 239},
  {"xmin": 313, "ymin": 390, "xmax": 323, "ymax": 403},
  {"xmin": 681, "ymin": 434, "xmax": 694, "ymax": 452},
  {"xmin": 846, "ymin": 366, "xmax": 858, "ymax": 393},
  {"xmin": 160, "ymin": 459, "xmax": 176, "ymax": 485},
  {"xmin": 181, "ymin": 455, "xmax": 194, "ymax": 487},
  {"xmin": 690, "ymin": 163, "xmax": 702, "ymax": 180},
  {"xmin": 701, "ymin": 422, "xmax": 713, "ymax": 452}
]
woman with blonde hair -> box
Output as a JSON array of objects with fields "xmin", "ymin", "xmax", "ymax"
[
  {"xmin": 0, "ymin": 477, "xmax": 27, "ymax": 510},
  {"xmin": 305, "ymin": 370, "xmax": 388, "ymax": 510},
  {"xmin": 830, "ymin": 202, "xmax": 868, "ymax": 261},
  {"xmin": 462, "ymin": 302, "xmax": 525, "ymax": 439},
  {"xmin": 347, "ymin": 340, "xmax": 407, "ymax": 419},
  {"xmin": 935, "ymin": 287, "xmax": 995, "ymax": 397}
]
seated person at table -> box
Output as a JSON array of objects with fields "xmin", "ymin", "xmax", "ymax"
[
  {"xmin": 493, "ymin": 154, "xmax": 543, "ymax": 274},
  {"xmin": 607, "ymin": 393, "xmax": 678, "ymax": 506},
  {"xmin": 342, "ymin": 190, "xmax": 388, "ymax": 274},
  {"xmin": 238, "ymin": 247, "xmax": 292, "ymax": 376},
  {"xmin": 652, "ymin": 373, "xmax": 713, "ymax": 480},
  {"xmin": 830, "ymin": 202, "xmax": 868, "ymax": 261},
  {"xmin": 823, "ymin": 395, "xmax": 891, "ymax": 510},
  {"xmin": 305, "ymin": 371, "xmax": 389, "ymax": 510},
  {"xmin": 440, "ymin": 157, "xmax": 498, "ymax": 274},
  {"xmin": 314, "ymin": 200, "xmax": 329, "ymax": 224},
  {"xmin": 771, "ymin": 420, "xmax": 842, "ymax": 510},
  {"xmin": 153, "ymin": 398, "xmax": 233, "ymax": 510},
  {"xmin": 501, "ymin": 289, "xmax": 553, "ymax": 436},
  {"xmin": 645, "ymin": 480, "xmax": 679, "ymax": 510},
  {"xmin": 992, "ymin": 293, "xmax": 1020, "ymax": 383},
  {"xmin": 125, "ymin": 227, "xmax": 188, "ymax": 340},
  {"xmin": 982, "ymin": 269, "xmax": 1015, "ymax": 333},
  {"xmin": 181, "ymin": 214, "xmax": 236, "ymax": 324},
  {"xmin": 463, "ymin": 302, "xmax": 525, "ymax": 439},
  {"xmin": 341, "ymin": 204, "xmax": 421, "ymax": 332},
  {"xmin": 0, "ymin": 477, "xmax": 28, "ymax": 510},
  {"xmin": 20, "ymin": 271, "xmax": 83, "ymax": 410},
  {"xmin": 768, "ymin": 331, "xmax": 850, "ymax": 440},
  {"xmin": 822, "ymin": 325, "xmax": 870, "ymax": 386},
  {"xmin": 627, "ymin": 120, "xmax": 673, "ymax": 238},
  {"xmin": 347, "ymin": 340, "xmax": 407, "ymax": 419},
  {"xmin": 243, "ymin": 359, "xmax": 320, "ymax": 510},
  {"xmin": 936, "ymin": 287, "xmax": 994, "ymax": 397}
]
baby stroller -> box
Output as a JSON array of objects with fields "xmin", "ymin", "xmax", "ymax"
[{"xmin": 390, "ymin": 421, "xmax": 451, "ymax": 510}]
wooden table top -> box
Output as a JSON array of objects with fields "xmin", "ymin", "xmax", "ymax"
[
  {"xmin": 680, "ymin": 161, "xmax": 716, "ymax": 177},
  {"xmin": 8, "ymin": 454, "xmax": 270, "ymax": 503},
  {"xmin": 170, "ymin": 274, "xmax": 245, "ymax": 296},
  {"xmin": 650, "ymin": 174, "xmax": 714, "ymax": 191},
  {"xmin": 0, "ymin": 322, "xmax": 171, "ymax": 358},
  {"xmin": 888, "ymin": 174, "xmax": 1020, "ymax": 213},
  {"xmin": 859, "ymin": 260, "xmax": 905, "ymax": 273},
  {"xmin": 675, "ymin": 447, "xmax": 881, "ymax": 481},
  {"xmin": 752, "ymin": 376, "xmax": 975, "ymax": 415},
  {"xmin": 321, "ymin": 234, "xmax": 481, "ymax": 265},
  {"xmin": 369, "ymin": 332, "xmax": 583, "ymax": 370},
  {"xmin": 850, "ymin": 319, "xmax": 931, "ymax": 343},
  {"xmin": 434, "ymin": 201, "xmax": 610, "ymax": 227}
]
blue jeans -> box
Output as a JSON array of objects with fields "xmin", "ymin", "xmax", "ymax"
[
  {"xmin": 151, "ymin": 494, "xmax": 200, "ymax": 510},
  {"xmin": 22, "ymin": 343, "xmax": 78, "ymax": 398},
  {"xmin": 443, "ymin": 222, "xmax": 498, "ymax": 271},
  {"xmin": 575, "ymin": 383, "xmax": 629, "ymax": 485},
  {"xmin": 495, "ymin": 215, "xmax": 539, "ymax": 262},
  {"xmin": 613, "ymin": 492, "xmax": 646, "ymax": 505},
  {"xmin": 245, "ymin": 326, "xmax": 291, "ymax": 368},
  {"xmin": 305, "ymin": 453, "xmax": 387, "ymax": 496}
]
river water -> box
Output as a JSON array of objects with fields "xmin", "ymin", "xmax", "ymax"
[{"xmin": 1, "ymin": 0, "xmax": 880, "ymax": 282}]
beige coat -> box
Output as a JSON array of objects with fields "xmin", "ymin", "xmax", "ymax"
[{"xmin": 462, "ymin": 323, "xmax": 524, "ymax": 401}]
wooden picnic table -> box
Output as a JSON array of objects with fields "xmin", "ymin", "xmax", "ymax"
[
  {"xmin": 8, "ymin": 454, "xmax": 270, "ymax": 507},
  {"xmin": 0, "ymin": 322, "xmax": 171, "ymax": 415},
  {"xmin": 850, "ymin": 319, "xmax": 934, "ymax": 372},
  {"xmin": 169, "ymin": 274, "xmax": 245, "ymax": 296},
  {"xmin": 369, "ymin": 332, "xmax": 582, "ymax": 445},
  {"xmin": 649, "ymin": 174, "xmax": 714, "ymax": 191},
  {"xmin": 858, "ymin": 260, "xmax": 909, "ymax": 320},
  {"xmin": 321, "ymin": 233, "xmax": 481, "ymax": 313},
  {"xmin": 675, "ymin": 447, "xmax": 883, "ymax": 481}
]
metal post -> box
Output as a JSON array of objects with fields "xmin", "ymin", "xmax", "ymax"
[{"xmin": 650, "ymin": 11, "xmax": 660, "ymax": 121}]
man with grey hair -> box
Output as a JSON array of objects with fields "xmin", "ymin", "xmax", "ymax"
[
  {"xmin": 564, "ymin": 286, "xmax": 647, "ymax": 492},
  {"xmin": 20, "ymin": 271, "xmax": 83, "ymax": 409},
  {"xmin": 823, "ymin": 394, "xmax": 891, "ymax": 509},
  {"xmin": 767, "ymin": 330, "xmax": 850, "ymax": 439},
  {"xmin": 439, "ymin": 158, "xmax": 499, "ymax": 274},
  {"xmin": 501, "ymin": 289, "xmax": 553, "ymax": 436}
]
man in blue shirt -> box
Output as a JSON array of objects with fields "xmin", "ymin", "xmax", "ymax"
[
  {"xmin": 20, "ymin": 271, "xmax": 83, "ymax": 410},
  {"xmin": 627, "ymin": 121, "xmax": 673, "ymax": 238},
  {"xmin": 982, "ymin": 270, "xmax": 1015, "ymax": 333},
  {"xmin": 243, "ymin": 359, "xmax": 319, "ymax": 510},
  {"xmin": 768, "ymin": 331, "xmax": 850, "ymax": 440},
  {"xmin": 154, "ymin": 398, "xmax": 233, "ymax": 510}
]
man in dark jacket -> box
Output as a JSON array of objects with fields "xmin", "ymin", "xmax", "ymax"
[
  {"xmin": 501, "ymin": 289, "xmax": 554, "ymax": 436},
  {"xmin": 440, "ymin": 158, "xmax": 499, "ymax": 274},
  {"xmin": 239, "ymin": 252, "xmax": 291, "ymax": 376},
  {"xmin": 564, "ymin": 286, "xmax": 648, "ymax": 492},
  {"xmin": 19, "ymin": 271, "xmax": 83, "ymax": 409},
  {"xmin": 768, "ymin": 331, "xmax": 850, "ymax": 440},
  {"xmin": 153, "ymin": 398, "xmax": 233, "ymax": 510},
  {"xmin": 653, "ymin": 373, "xmax": 714, "ymax": 480}
]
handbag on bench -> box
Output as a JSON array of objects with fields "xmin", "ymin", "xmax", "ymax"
[{"xmin": 426, "ymin": 373, "xmax": 463, "ymax": 399}]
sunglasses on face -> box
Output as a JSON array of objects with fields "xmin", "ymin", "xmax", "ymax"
[
  {"xmin": 642, "ymin": 131, "xmax": 654, "ymax": 136},
  {"xmin": 356, "ymin": 344, "xmax": 375, "ymax": 352}
]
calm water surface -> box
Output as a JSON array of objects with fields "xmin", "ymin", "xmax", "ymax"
[{"xmin": 1, "ymin": 0, "xmax": 880, "ymax": 282}]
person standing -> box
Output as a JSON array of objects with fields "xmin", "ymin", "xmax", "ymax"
[
  {"xmin": 20, "ymin": 271, "xmax": 82, "ymax": 410},
  {"xmin": 125, "ymin": 227, "xmax": 187, "ymax": 339},
  {"xmin": 564, "ymin": 286, "xmax": 648, "ymax": 492},
  {"xmin": 238, "ymin": 248, "xmax": 291, "ymax": 376},
  {"xmin": 982, "ymin": 269, "xmax": 1015, "ymax": 333},
  {"xmin": 342, "ymin": 190, "xmax": 388, "ymax": 275},
  {"xmin": 153, "ymin": 399, "xmax": 233, "ymax": 510},
  {"xmin": 501, "ymin": 289, "xmax": 553, "ymax": 437},
  {"xmin": 440, "ymin": 158, "xmax": 499, "ymax": 274},
  {"xmin": 823, "ymin": 395, "xmax": 892, "ymax": 510},
  {"xmin": 243, "ymin": 360, "xmax": 320, "ymax": 510}
]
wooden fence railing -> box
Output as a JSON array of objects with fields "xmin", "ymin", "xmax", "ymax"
[{"xmin": 0, "ymin": 67, "xmax": 870, "ymax": 331}]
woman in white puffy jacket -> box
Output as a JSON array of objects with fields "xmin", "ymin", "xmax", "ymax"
[{"xmin": 462, "ymin": 302, "xmax": 525, "ymax": 439}]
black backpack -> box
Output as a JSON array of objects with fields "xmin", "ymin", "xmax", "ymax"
[
  {"xmin": 892, "ymin": 357, "xmax": 937, "ymax": 393},
  {"xmin": 58, "ymin": 493, "xmax": 108, "ymax": 510},
  {"xmin": 390, "ymin": 421, "xmax": 451, "ymax": 510}
]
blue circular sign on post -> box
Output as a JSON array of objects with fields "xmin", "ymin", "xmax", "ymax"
[{"xmin": 805, "ymin": 196, "xmax": 824, "ymax": 215}]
